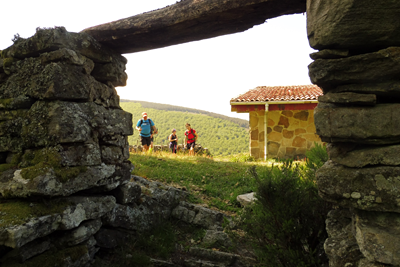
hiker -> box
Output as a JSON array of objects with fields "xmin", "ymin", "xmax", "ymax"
[
  {"xmin": 135, "ymin": 112, "xmax": 156, "ymax": 152},
  {"xmin": 184, "ymin": 123, "xmax": 198, "ymax": 156},
  {"xmin": 168, "ymin": 129, "xmax": 178, "ymax": 154}
]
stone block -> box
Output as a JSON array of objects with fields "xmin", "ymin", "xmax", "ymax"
[
  {"xmin": 295, "ymin": 128, "xmax": 306, "ymax": 135},
  {"xmin": 250, "ymin": 113, "xmax": 259, "ymax": 128},
  {"xmin": 111, "ymin": 182, "xmax": 141, "ymax": 205},
  {"xmin": 282, "ymin": 129, "xmax": 294, "ymax": 139},
  {"xmin": 315, "ymin": 102, "xmax": 400, "ymax": 144},
  {"xmin": 332, "ymin": 81, "xmax": 400, "ymax": 97},
  {"xmin": 273, "ymin": 125, "xmax": 283, "ymax": 132},
  {"xmin": 319, "ymin": 92, "xmax": 376, "ymax": 105},
  {"xmin": 285, "ymin": 147, "xmax": 296, "ymax": 156},
  {"xmin": 267, "ymin": 118, "xmax": 275, "ymax": 127},
  {"xmin": 293, "ymin": 110, "xmax": 309, "ymax": 121},
  {"xmin": 287, "ymin": 120, "xmax": 299, "ymax": 131},
  {"xmin": 281, "ymin": 110, "xmax": 293, "ymax": 117},
  {"xmin": 268, "ymin": 131, "xmax": 282, "ymax": 142},
  {"xmin": 278, "ymin": 115, "xmax": 289, "ymax": 128},
  {"xmin": 258, "ymin": 131, "xmax": 264, "ymax": 142},
  {"xmin": 292, "ymin": 136, "xmax": 306, "ymax": 148},
  {"xmin": 307, "ymin": 0, "xmax": 400, "ymax": 50},
  {"xmin": 354, "ymin": 209, "xmax": 400, "ymax": 265},
  {"xmin": 250, "ymin": 147, "xmax": 260, "ymax": 158},
  {"xmin": 328, "ymin": 143, "xmax": 400, "ymax": 168},
  {"xmin": 316, "ymin": 161, "xmax": 400, "ymax": 213},
  {"xmin": 267, "ymin": 141, "xmax": 280, "ymax": 156},
  {"xmin": 267, "ymin": 127, "xmax": 272, "ymax": 134},
  {"xmin": 309, "ymin": 47, "xmax": 400, "ymax": 89},
  {"xmin": 267, "ymin": 111, "xmax": 280, "ymax": 124},
  {"xmin": 250, "ymin": 129, "xmax": 259, "ymax": 140}
]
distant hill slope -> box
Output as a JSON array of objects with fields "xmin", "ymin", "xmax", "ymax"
[
  {"xmin": 120, "ymin": 99, "xmax": 248, "ymax": 128},
  {"xmin": 120, "ymin": 101, "xmax": 249, "ymax": 156}
]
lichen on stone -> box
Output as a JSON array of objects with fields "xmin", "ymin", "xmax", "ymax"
[{"xmin": 20, "ymin": 147, "xmax": 87, "ymax": 183}]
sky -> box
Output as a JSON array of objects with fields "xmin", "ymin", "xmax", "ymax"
[{"xmin": 1, "ymin": 1, "xmax": 315, "ymax": 120}]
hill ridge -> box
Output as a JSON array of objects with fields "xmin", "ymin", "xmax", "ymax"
[{"xmin": 120, "ymin": 99, "xmax": 248, "ymax": 128}]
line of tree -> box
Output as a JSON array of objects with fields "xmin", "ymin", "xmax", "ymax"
[{"xmin": 120, "ymin": 101, "xmax": 249, "ymax": 156}]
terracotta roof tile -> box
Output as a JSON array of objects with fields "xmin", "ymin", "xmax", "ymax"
[{"xmin": 230, "ymin": 85, "xmax": 323, "ymax": 103}]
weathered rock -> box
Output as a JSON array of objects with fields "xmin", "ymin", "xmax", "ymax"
[
  {"xmin": 310, "ymin": 49, "xmax": 350, "ymax": 60},
  {"xmin": 354, "ymin": 209, "xmax": 400, "ymax": 265},
  {"xmin": 307, "ymin": 0, "xmax": 400, "ymax": 50},
  {"xmin": 328, "ymin": 143, "xmax": 400, "ymax": 168},
  {"xmin": 316, "ymin": 160, "xmax": 400, "ymax": 212},
  {"xmin": 91, "ymin": 57, "xmax": 127, "ymax": 87},
  {"xmin": 330, "ymin": 81, "xmax": 400, "ymax": 97},
  {"xmin": 0, "ymin": 196, "xmax": 115, "ymax": 248},
  {"xmin": 104, "ymin": 177, "xmax": 188, "ymax": 231},
  {"xmin": 0, "ymin": 96, "xmax": 34, "ymax": 110},
  {"xmin": 202, "ymin": 230, "xmax": 233, "ymax": 249},
  {"xmin": 111, "ymin": 182, "xmax": 141, "ymax": 205},
  {"xmin": 82, "ymin": 0, "xmax": 306, "ymax": 54},
  {"xmin": 21, "ymin": 101, "xmax": 132, "ymax": 148},
  {"xmin": 0, "ymin": 163, "xmax": 117, "ymax": 197},
  {"xmin": 236, "ymin": 192, "xmax": 256, "ymax": 207},
  {"xmin": 56, "ymin": 219, "xmax": 102, "ymax": 247},
  {"xmin": 324, "ymin": 209, "xmax": 364, "ymax": 267},
  {"xmin": 1, "ymin": 27, "xmax": 126, "ymax": 64},
  {"xmin": 309, "ymin": 47, "xmax": 400, "ymax": 89},
  {"xmin": 100, "ymin": 145, "xmax": 128, "ymax": 165},
  {"xmin": 314, "ymin": 102, "xmax": 400, "ymax": 144},
  {"xmin": 172, "ymin": 201, "xmax": 229, "ymax": 229},
  {"xmin": 318, "ymin": 92, "xmax": 376, "ymax": 105}
]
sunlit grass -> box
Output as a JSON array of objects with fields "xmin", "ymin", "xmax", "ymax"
[{"xmin": 129, "ymin": 150, "xmax": 280, "ymax": 213}]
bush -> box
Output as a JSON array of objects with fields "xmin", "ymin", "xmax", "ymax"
[{"xmin": 230, "ymin": 157, "xmax": 332, "ymax": 266}]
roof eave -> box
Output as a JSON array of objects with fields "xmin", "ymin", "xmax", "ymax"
[{"xmin": 230, "ymin": 100, "xmax": 319, "ymax": 105}]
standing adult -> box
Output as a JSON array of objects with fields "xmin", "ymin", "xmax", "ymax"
[
  {"xmin": 136, "ymin": 112, "xmax": 156, "ymax": 152},
  {"xmin": 168, "ymin": 129, "xmax": 178, "ymax": 154},
  {"xmin": 184, "ymin": 123, "xmax": 198, "ymax": 156}
]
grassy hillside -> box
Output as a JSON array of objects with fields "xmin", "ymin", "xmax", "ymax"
[
  {"xmin": 120, "ymin": 102, "xmax": 249, "ymax": 156},
  {"xmin": 120, "ymin": 99, "xmax": 248, "ymax": 128}
]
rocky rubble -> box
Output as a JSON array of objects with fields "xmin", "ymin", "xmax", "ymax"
[{"xmin": 307, "ymin": 1, "xmax": 400, "ymax": 266}]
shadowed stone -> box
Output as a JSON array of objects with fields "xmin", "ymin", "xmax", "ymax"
[
  {"xmin": 324, "ymin": 209, "xmax": 364, "ymax": 266},
  {"xmin": 0, "ymin": 196, "xmax": 116, "ymax": 248},
  {"xmin": 314, "ymin": 103, "xmax": 400, "ymax": 144},
  {"xmin": 354, "ymin": 209, "xmax": 400, "ymax": 265},
  {"xmin": 82, "ymin": 0, "xmax": 306, "ymax": 54},
  {"xmin": 317, "ymin": 161, "xmax": 400, "ymax": 213},
  {"xmin": 328, "ymin": 143, "xmax": 400, "ymax": 168},
  {"xmin": 309, "ymin": 47, "xmax": 400, "ymax": 89},
  {"xmin": 318, "ymin": 92, "xmax": 376, "ymax": 105},
  {"xmin": 307, "ymin": 0, "xmax": 400, "ymax": 50}
]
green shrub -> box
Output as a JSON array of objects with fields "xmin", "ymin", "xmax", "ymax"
[
  {"xmin": 304, "ymin": 142, "xmax": 328, "ymax": 180},
  {"xmin": 231, "ymin": 160, "xmax": 332, "ymax": 267}
]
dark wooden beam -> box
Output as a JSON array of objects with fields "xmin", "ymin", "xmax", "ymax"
[{"xmin": 82, "ymin": 0, "xmax": 306, "ymax": 54}]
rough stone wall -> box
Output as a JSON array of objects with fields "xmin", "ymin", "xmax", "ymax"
[
  {"xmin": 307, "ymin": 0, "xmax": 400, "ymax": 266},
  {"xmin": 0, "ymin": 27, "xmax": 136, "ymax": 265},
  {"xmin": 249, "ymin": 109, "xmax": 323, "ymax": 159}
]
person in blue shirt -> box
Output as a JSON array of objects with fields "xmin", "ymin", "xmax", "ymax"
[{"xmin": 135, "ymin": 112, "xmax": 156, "ymax": 152}]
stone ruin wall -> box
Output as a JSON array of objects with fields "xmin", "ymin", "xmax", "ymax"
[
  {"xmin": 308, "ymin": 0, "xmax": 400, "ymax": 266},
  {"xmin": 249, "ymin": 109, "xmax": 323, "ymax": 159},
  {"xmin": 0, "ymin": 27, "xmax": 189, "ymax": 266}
]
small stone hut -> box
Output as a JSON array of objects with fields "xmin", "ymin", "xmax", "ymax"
[{"xmin": 230, "ymin": 85, "xmax": 324, "ymax": 159}]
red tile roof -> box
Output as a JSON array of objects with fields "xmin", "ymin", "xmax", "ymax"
[{"xmin": 230, "ymin": 85, "xmax": 323, "ymax": 103}]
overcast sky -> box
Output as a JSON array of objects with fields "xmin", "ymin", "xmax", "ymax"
[{"xmin": 1, "ymin": 1, "xmax": 315, "ymax": 120}]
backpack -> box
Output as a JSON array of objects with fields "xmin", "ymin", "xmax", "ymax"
[
  {"xmin": 139, "ymin": 119, "xmax": 157, "ymax": 134},
  {"xmin": 185, "ymin": 128, "xmax": 196, "ymax": 141}
]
